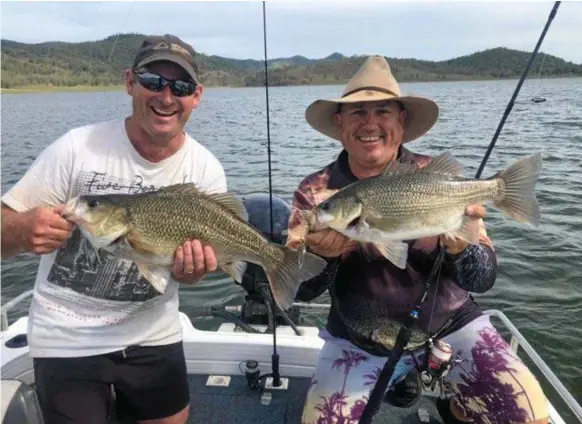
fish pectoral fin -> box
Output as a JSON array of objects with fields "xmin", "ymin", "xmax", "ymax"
[
  {"xmin": 421, "ymin": 152, "xmax": 464, "ymax": 176},
  {"xmin": 222, "ymin": 261, "xmax": 248, "ymax": 284},
  {"xmin": 374, "ymin": 241, "xmax": 409, "ymax": 269},
  {"xmin": 136, "ymin": 263, "xmax": 171, "ymax": 294},
  {"xmin": 206, "ymin": 192, "xmax": 249, "ymax": 221},
  {"xmin": 445, "ymin": 216, "xmax": 481, "ymax": 245}
]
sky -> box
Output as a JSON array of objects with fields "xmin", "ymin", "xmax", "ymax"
[{"xmin": 1, "ymin": 0, "xmax": 582, "ymax": 64}]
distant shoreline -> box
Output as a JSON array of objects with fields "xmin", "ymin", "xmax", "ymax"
[
  {"xmin": 0, "ymin": 85, "xmax": 126, "ymax": 94},
  {"xmin": 2, "ymin": 75, "xmax": 580, "ymax": 95}
]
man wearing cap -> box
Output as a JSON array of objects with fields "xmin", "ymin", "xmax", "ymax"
[
  {"xmin": 1, "ymin": 34, "xmax": 223, "ymax": 423},
  {"xmin": 287, "ymin": 56, "xmax": 548, "ymax": 423}
]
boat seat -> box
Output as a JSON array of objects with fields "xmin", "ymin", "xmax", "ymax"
[{"xmin": 1, "ymin": 380, "xmax": 44, "ymax": 424}]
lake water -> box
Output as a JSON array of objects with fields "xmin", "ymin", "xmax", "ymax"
[{"xmin": 2, "ymin": 78, "xmax": 581, "ymax": 419}]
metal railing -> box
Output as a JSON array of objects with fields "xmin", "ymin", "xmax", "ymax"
[
  {"xmin": 0, "ymin": 289, "xmax": 34, "ymax": 331},
  {"xmin": 485, "ymin": 309, "xmax": 582, "ymax": 423}
]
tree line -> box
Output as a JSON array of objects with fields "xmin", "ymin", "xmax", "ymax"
[{"xmin": 1, "ymin": 33, "xmax": 581, "ymax": 89}]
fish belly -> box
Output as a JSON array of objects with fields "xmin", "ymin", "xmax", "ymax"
[{"xmin": 350, "ymin": 206, "xmax": 467, "ymax": 243}]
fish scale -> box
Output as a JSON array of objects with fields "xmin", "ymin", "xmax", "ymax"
[{"xmin": 127, "ymin": 194, "xmax": 277, "ymax": 264}]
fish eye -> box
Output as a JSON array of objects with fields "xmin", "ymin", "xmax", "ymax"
[
  {"xmin": 88, "ymin": 199, "xmax": 99, "ymax": 208},
  {"xmin": 320, "ymin": 201, "xmax": 330, "ymax": 211}
]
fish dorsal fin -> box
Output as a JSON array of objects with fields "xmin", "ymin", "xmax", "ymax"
[
  {"xmin": 158, "ymin": 183, "xmax": 202, "ymax": 195},
  {"xmin": 382, "ymin": 161, "xmax": 420, "ymax": 175},
  {"xmin": 207, "ymin": 192, "xmax": 249, "ymax": 221},
  {"xmin": 421, "ymin": 152, "xmax": 464, "ymax": 176},
  {"xmin": 159, "ymin": 183, "xmax": 249, "ymax": 221}
]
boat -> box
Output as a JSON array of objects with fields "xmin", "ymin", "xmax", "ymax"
[{"xmin": 2, "ymin": 287, "xmax": 581, "ymax": 423}]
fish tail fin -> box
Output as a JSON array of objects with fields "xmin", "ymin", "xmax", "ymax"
[
  {"xmin": 264, "ymin": 245, "xmax": 328, "ymax": 311},
  {"xmin": 493, "ymin": 153, "xmax": 542, "ymax": 226}
]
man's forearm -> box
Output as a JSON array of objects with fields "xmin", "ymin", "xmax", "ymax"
[
  {"xmin": 1, "ymin": 205, "xmax": 27, "ymax": 258},
  {"xmin": 449, "ymin": 243, "xmax": 498, "ymax": 293}
]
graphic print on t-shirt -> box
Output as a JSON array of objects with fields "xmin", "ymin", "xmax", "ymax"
[{"xmin": 46, "ymin": 170, "xmax": 187, "ymax": 302}]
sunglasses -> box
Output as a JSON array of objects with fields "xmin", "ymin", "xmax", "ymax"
[{"xmin": 134, "ymin": 71, "xmax": 197, "ymax": 97}]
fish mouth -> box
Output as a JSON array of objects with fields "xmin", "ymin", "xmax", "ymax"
[
  {"xmin": 316, "ymin": 210, "xmax": 360, "ymax": 231},
  {"xmin": 346, "ymin": 216, "xmax": 360, "ymax": 227},
  {"xmin": 315, "ymin": 210, "xmax": 335, "ymax": 224},
  {"xmin": 62, "ymin": 197, "xmax": 82, "ymax": 222}
]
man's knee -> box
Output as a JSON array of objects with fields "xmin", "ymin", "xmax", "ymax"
[
  {"xmin": 137, "ymin": 404, "xmax": 189, "ymax": 424},
  {"xmin": 449, "ymin": 362, "xmax": 549, "ymax": 424}
]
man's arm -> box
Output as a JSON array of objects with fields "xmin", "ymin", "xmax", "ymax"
[
  {"xmin": 1, "ymin": 204, "xmax": 28, "ymax": 258},
  {"xmin": 447, "ymin": 243, "xmax": 498, "ymax": 294},
  {"xmin": 442, "ymin": 206, "xmax": 498, "ymax": 294},
  {"xmin": 1, "ymin": 130, "xmax": 75, "ymax": 259},
  {"xmin": 1, "ymin": 203, "xmax": 74, "ymax": 259}
]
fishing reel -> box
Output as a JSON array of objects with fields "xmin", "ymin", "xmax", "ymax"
[{"xmin": 418, "ymin": 338, "xmax": 454, "ymax": 392}]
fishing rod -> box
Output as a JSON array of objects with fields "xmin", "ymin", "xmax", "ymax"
[
  {"xmin": 358, "ymin": 2, "xmax": 561, "ymax": 423},
  {"xmin": 261, "ymin": 0, "xmax": 282, "ymax": 389}
]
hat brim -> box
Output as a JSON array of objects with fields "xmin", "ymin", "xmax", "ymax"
[
  {"xmin": 137, "ymin": 53, "xmax": 199, "ymax": 84},
  {"xmin": 305, "ymin": 90, "xmax": 439, "ymax": 143}
]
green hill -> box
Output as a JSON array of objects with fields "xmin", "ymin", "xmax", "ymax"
[{"xmin": 1, "ymin": 33, "xmax": 581, "ymax": 90}]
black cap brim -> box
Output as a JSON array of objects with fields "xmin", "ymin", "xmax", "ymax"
[{"xmin": 137, "ymin": 53, "xmax": 199, "ymax": 84}]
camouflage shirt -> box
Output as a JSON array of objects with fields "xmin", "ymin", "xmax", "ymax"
[{"xmin": 287, "ymin": 147, "xmax": 498, "ymax": 354}]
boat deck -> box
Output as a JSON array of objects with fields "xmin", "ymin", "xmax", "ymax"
[{"xmin": 111, "ymin": 374, "xmax": 444, "ymax": 424}]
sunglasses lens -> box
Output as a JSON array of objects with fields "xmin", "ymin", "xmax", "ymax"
[
  {"xmin": 137, "ymin": 72, "xmax": 165, "ymax": 92},
  {"xmin": 171, "ymin": 80, "xmax": 196, "ymax": 97}
]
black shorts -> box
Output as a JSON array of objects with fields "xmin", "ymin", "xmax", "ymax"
[{"xmin": 33, "ymin": 341, "xmax": 190, "ymax": 424}]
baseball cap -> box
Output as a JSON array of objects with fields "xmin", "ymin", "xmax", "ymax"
[{"xmin": 132, "ymin": 34, "xmax": 200, "ymax": 84}]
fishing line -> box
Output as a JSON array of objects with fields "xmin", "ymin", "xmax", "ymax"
[
  {"xmin": 262, "ymin": 1, "xmax": 275, "ymax": 240},
  {"xmin": 359, "ymin": 2, "xmax": 561, "ymax": 422}
]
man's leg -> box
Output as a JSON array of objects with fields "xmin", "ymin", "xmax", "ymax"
[
  {"xmin": 113, "ymin": 341, "xmax": 190, "ymax": 424},
  {"xmin": 441, "ymin": 314, "xmax": 549, "ymax": 424},
  {"xmin": 34, "ymin": 355, "xmax": 115, "ymax": 424},
  {"xmin": 301, "ymin": 337, "xmax": 417, "ymax": 423}
]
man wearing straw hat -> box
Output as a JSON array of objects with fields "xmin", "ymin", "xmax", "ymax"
[{"xmin": 287, "ymin": 56, "xmax": 548, "ymax": 423}]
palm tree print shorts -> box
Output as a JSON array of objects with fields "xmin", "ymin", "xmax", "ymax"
[{"xmin": 301, "ymin": 314, "xmax": 548, "ymax": 424}]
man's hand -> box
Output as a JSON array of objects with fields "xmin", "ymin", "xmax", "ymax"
[
  {"xmin": 305, "ymin": 228, "xmax": 357, "ymax": 259},
  {"xmin": 171, "ymin": 240, "xmax": 218, "ymax": 284},
  {"xmin": 440, "ymin": 205, "xmax": 486, "ymax": 255},
  {"xmin": 11, "ymin": 205, "xmax": 76, "ymax": 255}
]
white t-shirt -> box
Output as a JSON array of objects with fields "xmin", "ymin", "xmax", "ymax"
[{"xmin": 1, "ymin": 119, "xmax": 227, "ymax": 358}]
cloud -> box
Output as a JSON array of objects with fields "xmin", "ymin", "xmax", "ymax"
[{"xmin": 1, "ymin": 1, "xmax": 581, "ymax": 63}]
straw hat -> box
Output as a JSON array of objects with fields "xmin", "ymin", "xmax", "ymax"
[{"xmin": 305, "ymin": 55, "xmax": 439, "ymax": 143}]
